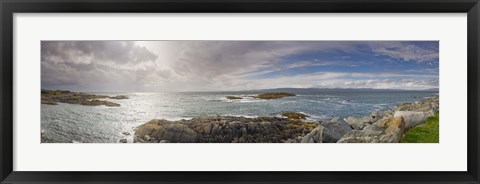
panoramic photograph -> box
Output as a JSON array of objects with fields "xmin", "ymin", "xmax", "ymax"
[{"xmin": 41, "ymin": 41, "xmax": 439, "ymax": 143}]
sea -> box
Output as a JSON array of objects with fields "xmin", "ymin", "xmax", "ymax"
[{"xmin": 41, "ymin": 88, "xmax": 438, "ymax": 143}]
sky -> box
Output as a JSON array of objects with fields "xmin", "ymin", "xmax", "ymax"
[{"xmin": 41, "ymin": 41, "xmax": 439, "ymax": 92}]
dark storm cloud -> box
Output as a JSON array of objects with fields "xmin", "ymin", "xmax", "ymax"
[
  {"xmin": 41, "ymin": 41, "xmax": 157, "ymax": 65},
  {"xmin": 41, "ymin": 41, "xmax": 163, "ymax": 91}
]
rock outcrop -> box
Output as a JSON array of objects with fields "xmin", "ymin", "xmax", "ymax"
[
  {"xmin": 338, "ymin": 117, "xmax": 405, "ymax": 143},
  {"xmin": 41, "ymin": 89, "xmax": 126, "ymax": 107},
  {"xmin": 345, "ymin": 111, "xmax": 387, "ymax": 130},
  {"xmin": 321, "ymin": 118, "xmax": 353, "ymax": 142},
  {"xmin": 393, "ymin": 96, "xmax": 439, "ymax": 113},
  {"xmin": 109, "ymin": 95, "xmax": 129, "ymax": 100},
  {"xmin": 296, "ymin": 117, "xmax": 353, "ymax": 143},
  {"xmin": 226, "ymin": 96, "xmax": 243, "ymax": 100},
  {"xmin": 301, "ymin": 126, "xmax": 324, "ymax": 143},
  {"xmin": 345, "ymin": 116, "xmax": 372, "ymax": 130},
  {"xmin": 134, "ymin": 116, "xmax": 317, "ymax": 143},
  {"xmin": 393, "ymin": 111, "xmax": 430, "ymax": 130},
  {"xmin": 337, "ymin": 96, "xmax": 438, "ymax": 143},
  {"xmin": 254, "ymin": 92, "xmax": 296, "ymax": 99},
  {"xmin": 282, "ymin": 112, "xmax": 309, "ymax": 120}
]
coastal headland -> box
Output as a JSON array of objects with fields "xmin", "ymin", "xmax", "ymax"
[
  {"xmin": 226, "ymin": 92, "xmax": 296, "ymax": 100},
  {"xmin": 41, "ymin": 89, "xmax": 128, "ymax": 107}
]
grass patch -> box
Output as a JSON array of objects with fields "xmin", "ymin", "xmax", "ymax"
[{"xmin": 400, "ymin": 112, "xmax": 439, "ymax": 143}]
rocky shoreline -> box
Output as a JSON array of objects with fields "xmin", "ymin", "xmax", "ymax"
[
  {"xmin": 41, "ymin": 89, "xmax": 128, "ymax": 107},
  {"xmin": 131, "ymin": 96, "xmax": 439, "ymax": 143}
]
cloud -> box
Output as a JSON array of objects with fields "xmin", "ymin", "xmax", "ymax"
[
  {"xmin": 232, "ymin": 60, "xmax": 341, "ymax": 78},
  {"xmin": 368, "ymin": 41, "xmax": 439, "ymax": 62},
  {"xmin": 139, "ymin": 41, "xmax": 358, "ymax": 79},
  {"xmin": 41, "ymin": 41, "xmax": 439, "ymax": 92},
  {"xmin": 213, "ymin": 72, "xmax": 438, "ymax": 91},
  {"xmin": 337, "ymin": 78, "xmax": 439, "ymax": 89},
  {"xmin": 41, "ymin": 41, "xmax": 157, "ymax": 65},
  {"xmin": 41, "ymin": 41, "xmax": 171, "ymax": 91}
]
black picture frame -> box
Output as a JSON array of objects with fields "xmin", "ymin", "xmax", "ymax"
[{"xmin": 1, "ymin": 0, "xmax": 479, "ymax": 183}]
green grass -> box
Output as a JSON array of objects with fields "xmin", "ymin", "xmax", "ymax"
[{"xmin": 400, "ymin": 112, "xmax": 439, "ymax": 143}]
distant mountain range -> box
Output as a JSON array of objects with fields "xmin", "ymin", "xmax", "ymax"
[
  {"xmin": 244, "ymin": 87, "xmax": 439, "ymax": 93},
  {"xmin": 424, "ymin": 88, "xmax": 440, "ymax": 91}
]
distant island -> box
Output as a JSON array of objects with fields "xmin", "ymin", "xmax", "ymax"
[
  {"xmin": 226, "ymin": 92, "xmax": 296, "ymax": 100},
  {"xmin": 226, "ymin": 96, "xmax": 243, "ymax": 100},
  {"xmin": 254, "ymin": 92, "xmax": 296, "ymax": 99},
  {"xmin": 41, "ymin": 89, "xmax": 128, "ymax": 107}
]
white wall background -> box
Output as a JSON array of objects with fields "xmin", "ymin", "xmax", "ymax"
[{"xmin": 13, "ymin": 13, "xmax": 467, "ymax": 171}]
